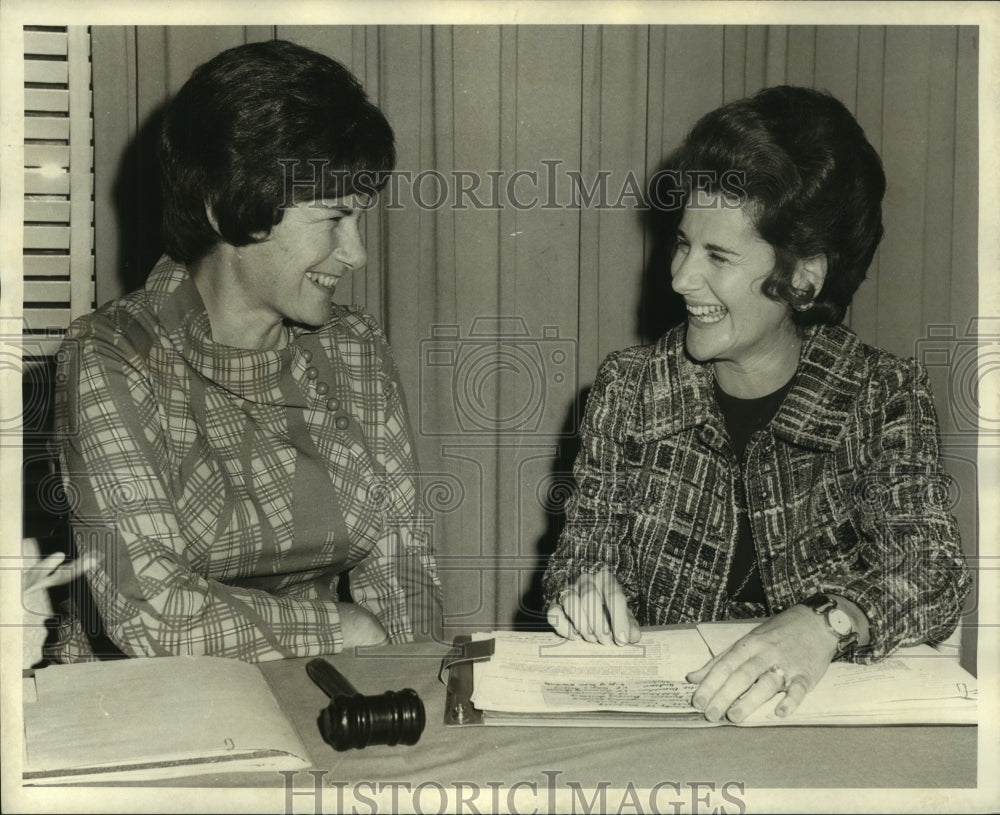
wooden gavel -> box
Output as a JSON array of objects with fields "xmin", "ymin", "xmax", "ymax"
[{"xmin": 306, "ymin": 658, "xmax": 426, "ymax": 751}]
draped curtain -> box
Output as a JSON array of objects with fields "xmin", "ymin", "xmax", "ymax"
[{"xmin": 90, "ymin": 25, "xmax": 979, "ymax": 662}]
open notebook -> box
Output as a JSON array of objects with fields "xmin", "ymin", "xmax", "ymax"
[
  {"xmin": 445, "ymin": 621, "xmax": 977, "ymax": 727},
  {"xmin": 22, "ymin": 655, "xmax": 312, "ymax": 784}
]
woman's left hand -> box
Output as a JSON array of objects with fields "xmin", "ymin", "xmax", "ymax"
[{"xmin": 686, "ymin": 604, "xmax": 838, "ymax": 723}]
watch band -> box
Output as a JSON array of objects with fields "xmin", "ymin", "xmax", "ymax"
[
  {"xmin": 802, "ymin": 593, "xmax": 835, "ymax": 614},
  {"xmin": 802, "ymin": 593, "xmax": 860, "ymax": 654}
]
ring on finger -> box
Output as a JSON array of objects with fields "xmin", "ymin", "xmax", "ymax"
[{"xmin": 765, "ymin": 663, "xmax": 789, "ymax": 693}]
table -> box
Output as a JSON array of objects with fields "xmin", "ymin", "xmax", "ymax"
[
  {"xmin": 18, "ymin": 637, "xmax": 980, "ymax": 815},
  {"xmin": 256, "ymin": 640, "xmax": 977, "ymax": 792}
]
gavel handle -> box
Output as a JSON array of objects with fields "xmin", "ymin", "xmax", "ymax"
[{"xmin": 307, "ymin": 658, "xmax": 360, "ymax": 698}]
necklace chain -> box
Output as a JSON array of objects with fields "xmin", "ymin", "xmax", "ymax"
[{"xmin": 728, "ymin": 559, "xmax": 757, "ymax": 601}]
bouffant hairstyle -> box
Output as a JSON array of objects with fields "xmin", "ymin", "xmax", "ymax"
[
  {"xmin": 158, "ymin": 39, "xmax": 396, "ymax": 263},
  {"xmin": 656, "ymin": 85, "xmax": 886, "ymax": 326}
]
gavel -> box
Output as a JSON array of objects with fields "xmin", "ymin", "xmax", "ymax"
[{"xmin": 306, "ymin": 658, "xmax": 426, "ymax": 751}]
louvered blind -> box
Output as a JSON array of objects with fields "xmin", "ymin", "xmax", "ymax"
[{"xmin": 23, "ymin": 26, "xmax": 94, "ymax": 357}]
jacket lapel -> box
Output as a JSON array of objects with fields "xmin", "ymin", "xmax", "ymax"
[
  {"xmin": 644, "ymin": 326, "xmax": 719, "ymax": 439},
  {"xmin": 643, "ymin": 323, "xmax": 867, "ymax": 453}
]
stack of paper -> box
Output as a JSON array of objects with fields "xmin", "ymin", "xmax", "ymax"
[{"xmin": 468, "ymin": 625, "xmax": 976, "ymax": 727}]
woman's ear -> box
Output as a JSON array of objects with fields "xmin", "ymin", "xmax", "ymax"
[
  {"xmin": 794, "ymin": 255, "xmax": 828, "ymax": 301},
  {"xmin": 204, "ymin": 202, "xmax": 222, "ymax": 235},
  {"xmin": 205, "ymin": 201, "xmax": 270, "ymax": 242}
]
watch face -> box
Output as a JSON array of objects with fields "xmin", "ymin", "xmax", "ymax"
[{"xmin": 828, "ymin": 608, "xmax": 853, "ymax": 637}]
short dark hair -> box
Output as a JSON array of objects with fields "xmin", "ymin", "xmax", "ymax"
[
  {"xmin": 158, "ymin": 39, "xmax": 396, "ymax": 263},
  {"xmin": 656, "ymin": 85, "xmax": 885, "ymax": 326}
]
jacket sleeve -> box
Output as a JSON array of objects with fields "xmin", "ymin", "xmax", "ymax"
[
  {"xmin": 55, "ymin": 319, "xmax": 347, "ymax": 662},
  {"xmin": 819, "ymin": 358, "xmax": 972, "ymax": 662},
  {"xmin": 344, "ymin": 317, "xmax": 443, "ymax": 644},
  {"xmin": 541, "ymin": 349, "xmax": 642, "ymax": 609}
]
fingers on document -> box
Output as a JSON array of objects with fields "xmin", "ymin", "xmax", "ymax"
[
  {"xmin": 547, "ymin": 603, "xmax": 573, "ymax": 639},
  {"xmin": 724, "ymin": 667, "xmax": 787, "ymax": 723},
  {"xmin": 775, "ymin": 675, "xmax": 809, "ymax": 718},
  {"xmin": 552, "ymin": 570, "xmax": 635, "ymax": 646},
  {"xmin": 686, "ymin": 651, "xmax": 722, "ymax": 685},
  {"xmin": 691, "ymin": 649, "xmax": 799, "ymax": 723}
]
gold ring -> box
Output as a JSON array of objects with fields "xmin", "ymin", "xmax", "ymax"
[{"xmin": 767, "ymin": 663, "xmax": 789, "ymax": 692}]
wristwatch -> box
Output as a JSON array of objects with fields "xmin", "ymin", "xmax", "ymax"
[{"xmin": 802, "ymin": 593, "xmax": 859, "ymax": 654}]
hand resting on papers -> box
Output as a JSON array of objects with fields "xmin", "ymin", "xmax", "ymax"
[
  {"xmin": 547, "ymin": 566, "xmax": 640, "ymax": 646},
  {"xmin": 685, "ymin": 605, "xmax": 837, "ymax": 721},
  {"xmin": 546, "ymin": 567, "xmax": 870, "ymax": 722}
]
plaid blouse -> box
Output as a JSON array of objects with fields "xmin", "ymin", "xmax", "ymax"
[
  {"xmin": 542, "ymin": 323, "xmax": 971, "ymax": 662},
  {"xmin": 52, "ymin": 256, "xmax": 442, "ymax": 662}
]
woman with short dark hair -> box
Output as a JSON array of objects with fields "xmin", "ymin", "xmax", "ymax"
[
  {"xmin": 543, "ymin": 85, "xmax": 970, "ymax": 722},
  {"xmin": 158, "ymin": 39, "xmax": 395, "ymax": 265},
  {"xmin": 52, "ymin": 40, "xmax": 442, "ymax": 663}
]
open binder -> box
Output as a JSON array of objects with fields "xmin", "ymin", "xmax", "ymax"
[
  {"xmin": 22, "ymin": 656, "xmax": 312, "ymax": 784},
  {"xmin": 441, "ymin": 622, "xmax": 977, "ymax": 728}
]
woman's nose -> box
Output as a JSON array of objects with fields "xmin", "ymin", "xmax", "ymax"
[
  {"xmin": 333, "ymin": 221, "xmax": 367, "ymax": 271},
  {"xmin": 670, "ymin": 251, "xmax": 701, "ymax": 295}
]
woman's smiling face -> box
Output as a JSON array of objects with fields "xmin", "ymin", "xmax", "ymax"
[
  {"xmin": 670, "ymin": 195, "xmax": 799, "ymax": 383},
  {"xmin": 231, "ymin": 195, "xmax": 369, "ymax": 330}
]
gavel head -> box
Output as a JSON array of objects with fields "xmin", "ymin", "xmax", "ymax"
[{"xmin": 319, "ymin": 689, "xmax": 426, "ymax": 751}]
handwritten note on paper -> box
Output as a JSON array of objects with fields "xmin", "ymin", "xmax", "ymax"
[
  {"xmin": 470, "ymin": 629, "xmax": 712, "ymax": 714},
  {"xmin": 541, "ymin": 680, "xmax": 699, "ymax": 711}
]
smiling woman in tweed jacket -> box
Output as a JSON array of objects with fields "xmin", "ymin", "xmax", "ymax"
[
  {"xmin": 52, "ymin": 41, "xmax": 442, "ymax": 663},
  {"xmin": 543, "ymin": 86, "xmax": 971, "ymax": 724}
]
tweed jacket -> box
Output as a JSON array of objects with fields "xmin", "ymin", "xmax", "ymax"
[
  {"xmin": 52, "ymin": 256, "xmax": 442, "ymax": 662},
  {"xmin": 542, "ymin": 323, "xmax": 971, "ymax": 661}
]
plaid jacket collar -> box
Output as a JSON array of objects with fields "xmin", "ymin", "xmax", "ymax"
[
  {"xmin": 646, "ymin": 322, "xmax": 867, "ymax": 451},
  {"xmin": 138, "ymin": 255, "xmax": 329, "ymax": 407}
]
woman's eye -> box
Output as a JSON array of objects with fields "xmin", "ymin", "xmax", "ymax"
[{"xmin": 709, "ymin": 252, "xmax": 729, "ymax": 264}]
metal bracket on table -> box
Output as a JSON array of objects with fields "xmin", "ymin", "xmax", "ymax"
[{"xmin": 440, "ymin": 635, "xmax": 495, "ymax": 726}]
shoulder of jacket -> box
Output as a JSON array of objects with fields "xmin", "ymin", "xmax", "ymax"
[
  {"xmin": 812, "ymin": 325, "xmax": 930, "ymax": 422},
  {"xmin": 64, "ymin": 289, "xmax": 159, "ymax": 359},
  {"xmin": 595, "ymin": 338, "xmax": 664, "ymax": 381},
  {"xmin": 848, "ymin": 330, "xmax": 925, "ymax": 395}
]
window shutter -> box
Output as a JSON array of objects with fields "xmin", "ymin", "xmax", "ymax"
[{"xmin": 23, "ymin": 25, "xmax": 94, "ymax": 357}]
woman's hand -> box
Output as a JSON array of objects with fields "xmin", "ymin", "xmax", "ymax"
[
  {"xmin": 21, "ymin": 547, "xmax": 101, "ymax": 668},
  {"xmin": 338, "ymin": 603, "xmax": 389, "ymax": 650},
  {"xmin": 546, "ymin": 566, "xmax": 641, "ymax": 646},
  {"xmin": 686, "ymin": 604, "xmax": 838, "ymax": 723}
]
